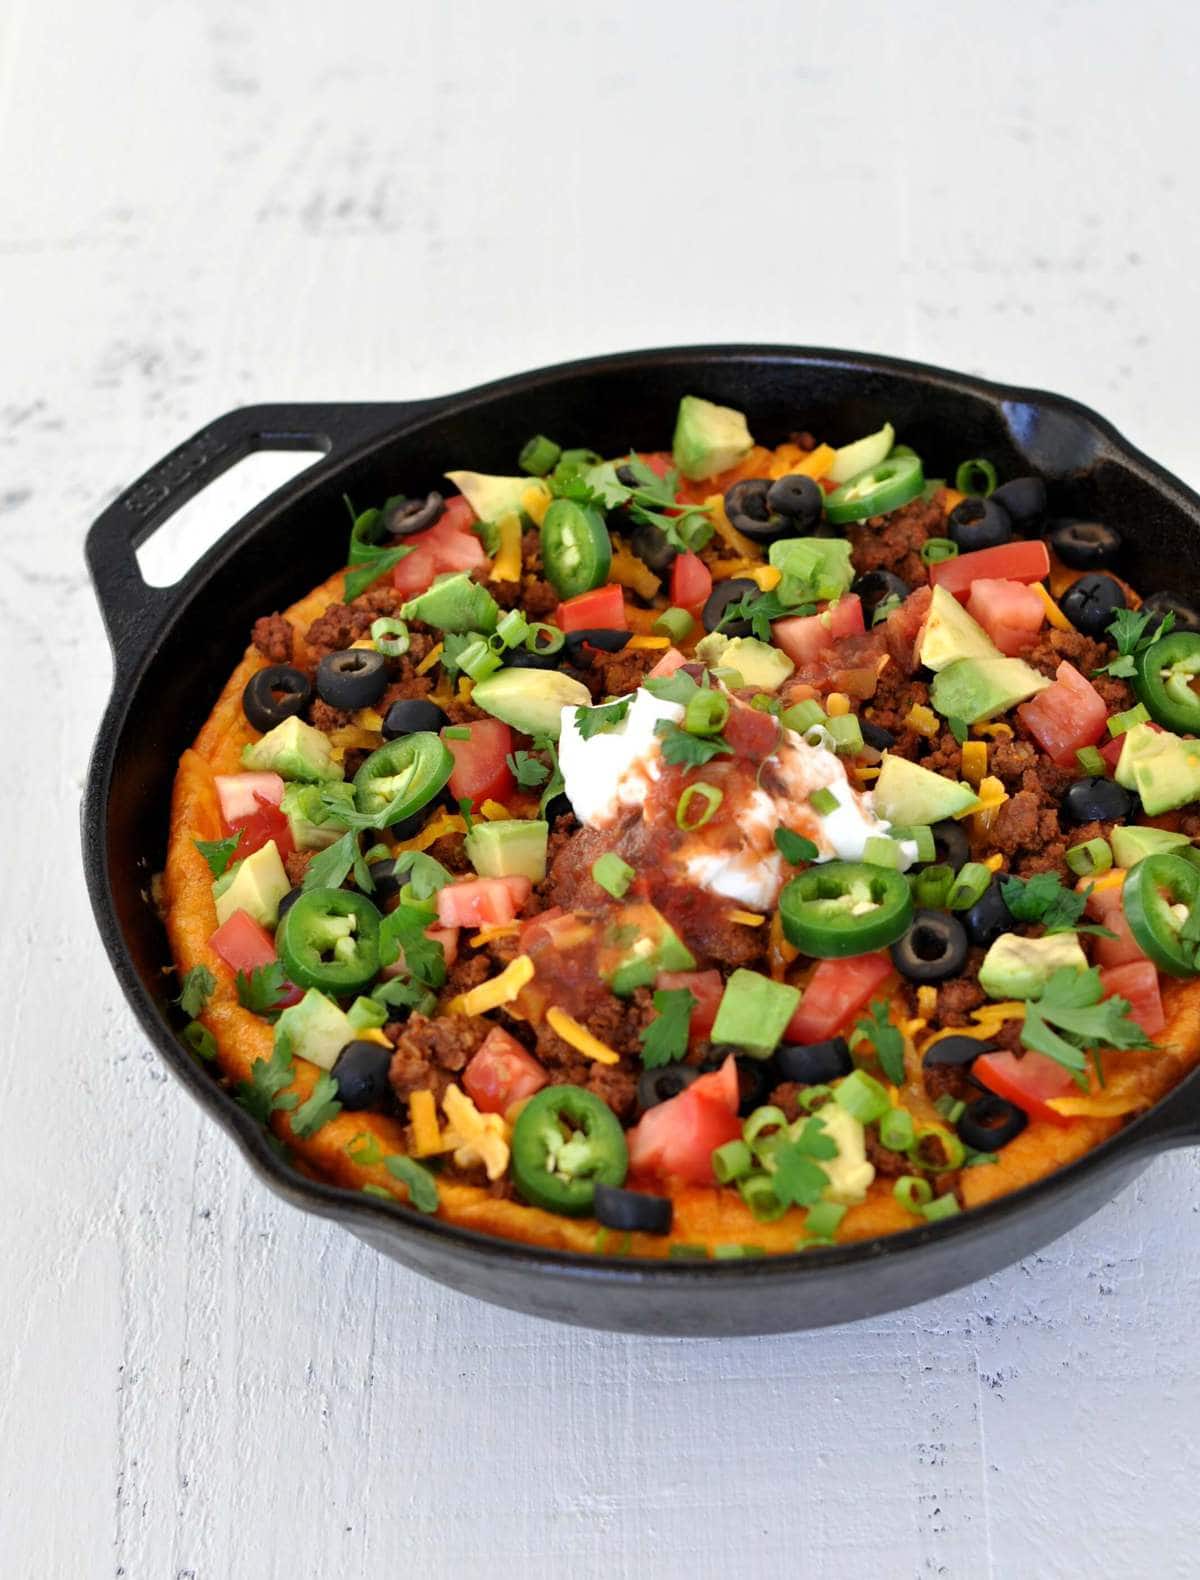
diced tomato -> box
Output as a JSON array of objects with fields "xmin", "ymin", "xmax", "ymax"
[
  {"xmin": 1017, "ymin": 662, "xmax": 1108, "ymax": 768},
  {"xmin": 827, "ymin": 593, "xmax": 865, "ymax": 639},
  {"xmin": 208, "ymin": 909, "xmax": 278, "ymax": 974},
  {"xmin": 966, "ymin": 578, "xmax": 1046, "ymax": 655},
  {"xmin": 230, "ymin": 794, "xmax": 294, "ymax": 862},
  {"xmin": 723, "ymin": 701, "xmax": 782, "ymax": 761},
  {"xmin": 930, "ymin": 539, "xmax": 1051, "ymax": 600},
  {"xmin": 648, "ymin": 646, "xmax": 687, "ymax": 679},
  {"xmin": 391, "ymin": 496, "xmax": 487, "ymax": 597},
  {"xmin": 771, "ymin": 594, "xmax": 864, "ymax": 667},
  {"xmin": 1084, "ymin": 879, "xmax": 1146, "ymax": 968},
  {"xmin": 784, "ymin": 952, "xmax": 893, "ymax": 1044},
  {"xmin": 554, "ymin": 583, "xmax": 627, "ymax": 632},
  {"xmin": 443, "ymin": 719, "xmax": 514, "ymax": 810},
  {"xmin": 626, "ymin": 1055, "xmax": 742, "ymax": 1186},
  {"xmin": 656, "ymin": 969, "xmax": 724, "ymax": 1042},
  {"xmin": 215, "ymin": 772, "xmax": 284, "ymax": 823},
  {"xmin": 1100, "ymin": 736, "xmax": 1125, "ymax": 774},
  {"xmin": 670, "ymin": 552, "xmax": 712, "ymax": 612},
  {"xmin": 463, "ymin": 1027, "xmax": 548, "ymax": 1114},
  {"xmin": 973, "ymin": 1049, "xmax": 1076, "ymax": 1127},
  {"xmin": 1099, "ymin": 959, "xmax": 1165, "ymax": 1037},
  {"xmin": 435, "ymin": 875, "xmax": 531, "ymax": 928}
]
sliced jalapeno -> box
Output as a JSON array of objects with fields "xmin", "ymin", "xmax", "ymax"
[
  {"xmin": 778, "ymin": 860, "xmax": 914, "ymax": 958},
  {"xmin": 510, "ymin": 1085, "xmax": 628, "ymax": 1216},
  {"xmin": 824, "ymin": 453, "xmax": 925, "ymax": 526},
  {"xmin": 278, "ymin": 887, "xmax": 384, "ymax": 996},
  {"xmin": 353, "ymin": 731, "xmax": 453, "ymax": 826},
  {"xmin": 540, "ymin": 499, "xmax": 613, "ymax": 599},
  {"xmin": 1122, "ymin": 853, "xmax": 1200, "ymax": 977},
  {"xmin": 1133, "ymin": 631, "xmax": 1200, "ymax": 735}
]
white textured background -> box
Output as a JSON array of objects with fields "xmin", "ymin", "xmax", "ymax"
[{"xmin": 3, "ymin": 1, "xmax": 1200, "ymax": 1574}]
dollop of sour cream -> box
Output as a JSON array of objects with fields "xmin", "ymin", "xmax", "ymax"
[{"xmin": 558, "ymin": 689, "xmax": 914, "ymax": 910}]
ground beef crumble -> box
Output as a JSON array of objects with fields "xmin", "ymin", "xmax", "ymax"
[
  {"xmin": 387, "ymin": 1012, "xmax": 490, "ymax": 1103},
  {"xmin": 847, "ymin": 496, "xmax": 943, "ymax": 587},
  {"xmin": 252, "ymin": 612, "xmax": 293, "ymax": 663}
]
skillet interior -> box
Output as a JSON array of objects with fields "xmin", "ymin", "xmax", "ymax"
[{"xmin": 84, "ymin": 346, "xmax": 1200, "ymax": 1334}]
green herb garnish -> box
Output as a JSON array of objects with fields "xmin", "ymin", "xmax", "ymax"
[
  {"xmin": 1094, "ymin": 607, "xmax": 1175, "ymax": 679},
  {"xmin": 234, "ymin": 1029, "xmax": 299, "ymax": 1124},
  {"xmin": 290, "ymin": 1071, "xmax": 343, "ymax": 1139},
  {"xmin": 655, "ymin": 719, "xmax": 733, "ymax": 768},
  {"xmin": 774, "ymin": 828, "xmax": 820, "ymax": 865},
  {"xmin": 639, "ymin": 988, "xmax": 697, "ymax": 1069},
  {"xmin": 194, "ymin": 835, "xmax": 241, "ymax": 877},
  {"xmin": 850, "ymin": 999, "xmax": 906, "ymax": 1085},
  {"xmin": 770, "ymin": 1116, "xmax": 839, "ymax": 1209},
  {"xmin": 1001, "ymin": 871, "xmax": 1114, "ymax": 937},
  {"xmin": 575, "ymin": 698, "xmax": 632, "ymax": 740},
  {"xmin": 1021, "ymin": 966, "xmax": 1156, "ymax": 1084},
  {"xmin": 177, "ymin": 964, "xmax": 216, "ymax": 1018},
  {"xmin": 235, "ymin": 961, "xmax": 293, "ymax": 1017}
]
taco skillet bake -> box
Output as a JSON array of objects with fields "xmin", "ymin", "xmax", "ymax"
[{"xmin": 164, "ymin": 396, "xmax": 1200, "ymax": 1259}]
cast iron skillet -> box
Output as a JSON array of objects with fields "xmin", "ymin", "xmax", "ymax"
[{"xmin": 83, "ymin": 345, "xmax": 1200, "ymax": 1336}]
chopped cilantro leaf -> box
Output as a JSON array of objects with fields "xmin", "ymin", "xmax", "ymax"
[
  {"xmin": 290, "ymin": 1071, "xmax": 343, "ymax": 1139},
  {"xmin": 303, "ymin": 829, "xmax": 357, "ymax": 890},
  {"xmin": 384, "ymin": 1154, "xmax": 440, "ymax": 1213},
  {"xmin": 639, "ymin": 989, "xmax": 696, "ymax": 1069},
  {"xmin": 655, "ymin": 719, "xmax": 733, "ymax": 768},
  {"xmin": 1001, "ymin": 872, "xmax": 1114, "ymax": 937},
  {"xmin": 194, "ymin": 835, "xmax": 240, "ymax": 877},
  {"xmin": 390, "ymin": 851, "xmax": 452, "ymax": 901},
  {"xmin": 507, "ymin": 749, "xmax": 550, "ymax": 789},
  {"xmin": 947, "ymin": 716, "xmax": 969, "ymax": 745},
  {"xmin": 177, "ymin": 964, "xmax": 215, "ymax": 1018},
  {"xmin": 531, "ymin": 733, "xmax": 565, "ymax": 815},
  {"xmin": 644, "ymin": 670, "xmax": 701, "ymax": 705},
  {"xmin": 346, "ymin": 1131, "xmax": 386, "ymax": 1166},
  {"xmin": 771, "ymin": 1115, "xmax": 838, "ymax": 1208},
  {"xmin": 235, "ymin": 961, "xmax": 293, "ymax": 1017},
  {"xmin": 774, "ymin": 828, "xmax": 820, "ymax": 865},
  {"xmin": 718, "ymin": 588, "xmax": 816, "ymax": 642},
  {"xmin": 344, "ymin": 545, "xmax": 412, "ymax": 603},
  {"xmin": 370, "ymin": 977, "xmax": 437, "ymax": 1016},
  {"xmin": 234, "ymin": 1029, "xmax": 299, "ymax": 1124},
  {"xmin": 1021, "ymin": 965, "xmax": 1156, "ymax": 1083},
  {"xmin": 575, "ymin": 698, "xmax": 631, "ymax": 740},
  {"xmin": 850, "ymin": 999, "xmax": 906, "ymax": 1085},
  {"xmin": 1094, "ymin": 606, "xmax": 1174, "ymax": 679},
  {"xmin": 379, "ymin": 906, "xmax": 447, "ymax": 989}
]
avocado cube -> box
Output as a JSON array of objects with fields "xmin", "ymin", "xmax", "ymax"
[
  {"xmin": 242, "ymin": 715, "xmax": 344, "ymax": 783},
  {"xmin": 1109, "ymin": 825, "xmax": 1191, "ymax": 867},
  {"xmin": 445, "ymin": 470, "xmax": 545, "ymax": 524},
  {"xmin": 710, "ymin": 969, "xmax": 801, "ymax": 1059},
  {"xmin": 471, "ymin": 667, "xmax": 591, "ymax": 739},
  {"xmin": 871, "ymin": 754, "xmax": 977, "ymax": 827},
  {"xmin": 672, "ymin": 395, "xmax": 754, "ymax": 482},
  {"xmin": 400, "ymin": 570, "xmax": 500, "ymax": 634},
  {"xmin": 917, "ymin": 585, "xmax": 1001, "ymax": 672},
  {"xmin": 212, "ymin": 839, "xmax": 290, "ymax": 929},
  {"xmin": 978, "ymin": 932, "xmax": 1088, "ymax": 1000},
  {"xmin": 601, "ymin": 905, "xmax": 696, "ymax": 997},
  {"xmin": 464, "ymin": 819, "xmax": 550, "ymax": 883},
  {"xmin": 930, "ymin": 657, "xmax": 1051, "ymax": 724},
  {"xmin": 274, "ymin": 989, "xmax": 356, "ymax": 1071}
]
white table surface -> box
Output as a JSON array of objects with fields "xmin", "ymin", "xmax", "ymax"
[{"xmin": 4, "ymin": 0, "xmax": 1199, "ymax": 1573}]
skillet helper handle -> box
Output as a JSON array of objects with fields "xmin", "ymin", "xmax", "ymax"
[{"xmin": 85, "ymin": 402, "xmax": 419, "ymax": 670}]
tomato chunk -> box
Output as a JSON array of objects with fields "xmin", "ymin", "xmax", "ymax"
[
  {"xmin": 723, "ymin": 701, "xmax": 782, "ymax": 761},
  {"xmin": 1084, "ymin": 879, "xmax": 1146, "ymax": 968},
  {"xmin": 648, "ymin": 646, "xmax": 687, "ymax": 678},
  {"xmin": 670, "ymin": 552, "xmax": 712, "ymax": 612},
  {"xmin": 554, "ymin": 583, "xmax": 627, "ymax": 632},
  {"xmin": 435, "ymin": 875, "xmax": 531, "ymax": 928},
  {"xmin": 230, "ymin": 794, "xmax": 294, "ymax": 862},
  {"xmin": 771, "ymin": 595, "xmax": 864, "ymax": 666},
  {"xmin": 626, "ymin": 1055, "xmax": 741, "ymax": 1185},
  {"xmin": 209, "ymin": 909, "xmax": 278, "ymax": 974},
  {"xmin": 656, "ymin": 968, "xmax": 724, "ymax": 1042},
  {"xmin": 1017, "ymin": 661, "xmax": 1108, "ymax": 768},
  {"xmin": 215, "ymin": 772, "xmax": 284, "ymax": 823},
  {"xmin": 784, "ymin": 952, "xmax": 893, "ymax": 1044},
  {"xmin": 966, "ymin": 578, "xmax": 1046, "ymax": 655},
  {"xmin": 443, "ymin": 719, "xmax": 514, "ymax": 810},
  {"xmin": 930, "ymin": 539, "xmax": 1051, "ymax": 599},
  {"xmin": 1099, "ymin": 959, "xmax": 1165, "ymax": 1037},
  {"xmin": 827, "ymin": 593, "xmax": 865, "ymax": 640},
  {"xmin": 463, "ymin": 1027, "xmax": 549, "ymax": 1114},
  {"xmin": 973, "ymin": 1049, "xmax": 1075, "ymax": 1127},
  {"xmin": 392, "ymin": 496, "xmax": 487, "ymax": 596}
]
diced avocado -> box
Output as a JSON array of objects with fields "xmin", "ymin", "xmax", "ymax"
[
  {"xmin": 872, "ymin": 754, "xmax": 977, "ymax": 826},
  {"xmin": 274, "ymin": 988, "xmax": 356, "ymax": 1072},
  {"xmin": 811, "ymin": 1105, "xmax": 874, "ymax": 1206},
  {"xmin": 710, "ymin": 968, "xmax": 801, "ymax": 1060},
  {"xmin": 672, "ymin": 395, "xmax": 754, "ymax": 481},
  {"xmin": 930, "ymin": 656, "xmax": 1051, "ymax": 723},
  {"xmin": 828, "ymin": 421, "xmax": 895, "ymax": 485},
  {"xmin": 599, "ymin": 904, "xmax": 696, "ymax": 997},
  {"xmin": 472, "ymin": 667, "xmax": 591, "ymax": 738},
  {"xmin": 347, "ymin": 996, "xmax": 388, "ymax": 1031},
  {"xmin": 978, "ymin": 931, "xmax": 1088, "ymax": 1000},
  {"xmin": 1129, "ymin": 735, "xmax": 1200, "ymax": 816},
  {"xmin": 241, "ymin": 715, "xmax": 343, "ymax": 783},
  {"xmin": 1110, "ymin": 825, "xmax": 1191, "ymax": 867},
  {"xmin": 768, "ymin": 538, "xmax": 855, "ymax": 602},
  {"xmin": 918, "ymin": 584, "xmax": 1002, "ymax": 672},
  {"xmin": 400, "ymin": 571, "xmax": 499, "ymax": 634},
  {"xmin": 212, "ymin": 839, "xmax": 290, "ymax": 928},
  {"xmin": 1114, "ymin": 721, "xmax": 1164, "ymax": 790},
  {"xmin": 709, "ymin": 636, "xmax": 794, "ymax": 692},
  {"xmin": 445, "ymin": 470, "xmax": 549, "ymax": 524},
  {"xmin": 280, "ymin": 783, "xmax": 346, "ymax": 851},
  {"xmin": 465, "ymin": 818, "xmax": 550, "ymax": 883}
]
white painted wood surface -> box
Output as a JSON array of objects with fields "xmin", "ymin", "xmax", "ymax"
[{"xmin": 3, "ymin": 0, "xmax": 1199, "ymax": 1573}]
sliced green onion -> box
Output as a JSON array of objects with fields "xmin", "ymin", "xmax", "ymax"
[
  {"xmin": 525, "ymin": 622, "xmax": 564, "ymax": 656},
  {"xmin": 370, "ymin": 617, "xmax": 411, "ymax": 657},
  {"xmin": 894, "ymin": 1175, "xmax": 933, "ymax": 1214},
  {"xmin": 947, "ymin": 861, "xmax": 991, "ymax": 911},
  {"xmin": 782, "ymin": 699, "xmax": 827, "ymax": 733},
  {"xmin": 954, "ymin": 458, "xmax": 998, "ymax": 497},
  {"xmin": 518, "ymin": 434, "xmax": 562, "ymax": 476},
  {"xmin": 558, "ymin": 447, "xmax": 602, "ymax": 469},
  {"xmin": 1066, "ymin": 837, "xmax": 1113, "ymax": 878},
  {"xmin": 712, "ymin": 1139, "xmax": 754, "ymax": 1185},
  {"xmin": 803, "ymin": 1201, "xmax": 846, "ymax": 1241},
  {"xmin": 921, "ymin": 537, "xmax": 959, "ymax": 565},
  {"xmin": 809, "ymin": 786, "xmax": 839, "ymax": 817},
  {"xmin": 668, "ymin": 1243, "xmax": 709, "ymax": 1260},
  {"xmin": 933, "ymin": 1093, "xmax": 966, "ymax": 1124},
  {"xmin": 826, "ymin": 714, "xmax": 864, "ymax": 755},
  {"xmin": 912, "ymin": 863, "xmax": 954, "ymax": 909},
  {"xmin": 863, "ymin": 835, "xmax": 903, "ymax": 870},
  {"xmin": 456, "ymin": 639, "xmax": 503, "ymax": 683},
  {"xmin": 890, "ymin": 825, "xmax": 936, "ymax": 863},
  {"xmin": 592, "ymin": 852, "xmax": 635, "ymax": 899},
  {"xmin": 743, "ymin": 1105, "xmax": 789, "ymax": 1148},
  {"xmin": 870, "ymin": 593, "xmax": 903, "ymax": 627},
  {"xmin": 834, "ymin": 1070, "xmax": 891, "ymax": 1125},
  {"xmin": 1107, "ymin": 702, "xmax": 1151, "ymax": 738},
  {"xmin": 879, "ymin": 1107, "xmax": 916, "ymax": 1152},
  {"xmin": 684, "ymin": 689, "xmax": 730, "ymax": 737},
  {"xmin": 713, "ymin": 1244, "xmax": 765, "ymax": 1260},
  {"xmin": 921, "ymin": 1193, "xmax": 961, "ymax": 1223},
  {"xmin": 443, "ymin": 726, "xmax": 471, "ymax": 741},
  {"xmin": 1076, "ymin": 746, "xmax": 1107, "ymax": 776},
  {"xmin": 750, "ymin": 693, "xmax": 782, "ymax": 715},
  {"xmin": 492, "ymin": 608, "xmax": 529, "ymax": 650},
  {"xmin": 910, "ymin": 1125, "xmax": 966, "ymax": 1173},
  {"xmin": 653, "ymin": 606, "xmax": 695, "ymax": 642},
  {"xmin": 799, "ymin": 1084, "xmax": 834, "ymax": 1112},
  {"xmin": 676, "ymin": 782, "xmax": 723, "ymax": 831},
  {"xmin": 738, "ymin": 1174, "xmax": 788, "ymax": 1222}
]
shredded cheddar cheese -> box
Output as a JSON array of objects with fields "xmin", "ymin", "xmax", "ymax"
[
  {"xmin": 489, "ymin": 510, "xmax": 522, "ymax": 582},
  {"xmin": 916, "ymin": 985, "xmax": 938, "ymax": 1019},
  {"xmin": 750, "ymin": 564, "xmax": 782, "ymax": 592},
  {"xmin": 441, "ymin": 1084, "xmax": 511, "ymax": 1180},
  {"xmin": 480, "ymin": 800, "xmax": 511, "ymax": 820},
  {"xmin": 449, "ymin": 955, "xmax": 535, "ymax": 1016},
  {"xmin": 457, "ymin": 677, "xmax": 473, "ymax": 703},
  {"xmin": 905, "ymin": 703, "xmax": 940, "ymax": 738},
  {"xmin": 521, "ymin": 482, "xmax": 551, "ymax": 527},
  {"xmin": 1047, "ymin": 1093, "xmax": 1150, "ymax": 1119},
  {"xmin": 984, "ymin": 853, "xmax": 1004, "ymax": 872},
  {"xmin": 939, "ymin": 487, "xmax": 966, "ymax": 515},
  {"xmin": 416, "ymin": 642, "xmax": 444, "ymax": 676},
  {"xmin": 354, "ymin": 707, "xmax": 385, "ymax": 732},
  {"xmin": 469, "ymin": 922, "xmax": 520, "ymax": 947},
  {"xmin": 1092, "ymin": 868, "xmax": 1126, "ymax": 893},
  {"xmin": 973, "ymin": 720, "xmax": 1013, "ymax": 740},
  {"xmin": 961, "ymin": 740, "xmax": 988, "ymax": 787},
  {"xmin": 784, "ymin": 443, "xmax": 836, "ymax": 480},
  {"xmin": 1033, "ymin": 580, "xmax": 1074, "ymax": 631},
  {"xmin": 394, "ymin": 811, "xmax": 467, "ymax": 851},
  {"xmin": 726, "ymin": 909, "xmax": 766, "ymax": 927},
  {"xmin": 408, "ymin": 1089, "xmax": 443, "ymax": 1156},
  {"xmin": 628, "ymin": 634, "xmax": 670, "ymax": 651},
  {"xmin": 545, "ymin": 1006, "xmax": 620, "ymax": 1065},
  {"xmin": 610, "ymin": 545, "xmax": 661, "ymax": 600}
]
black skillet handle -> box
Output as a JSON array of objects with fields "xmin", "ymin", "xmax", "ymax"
[{"xmin": 85, "ymin": 401, "xmax": 429, "ymax": 673}]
